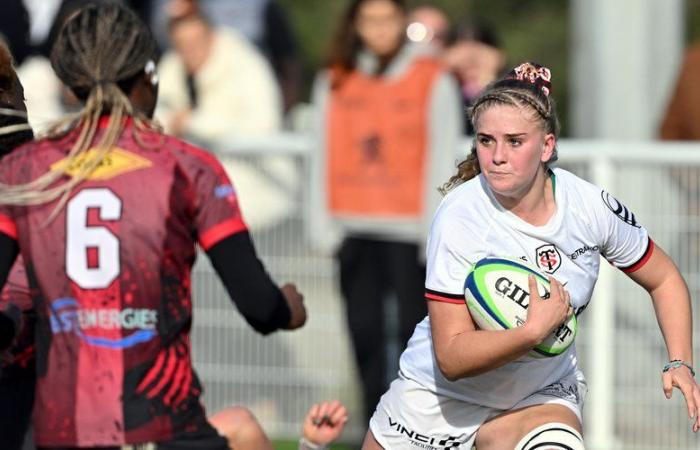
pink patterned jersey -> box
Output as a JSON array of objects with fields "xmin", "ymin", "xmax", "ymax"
[{"xmin": 0, "ymin": 118, "xmax": 247, "ymax": 447}]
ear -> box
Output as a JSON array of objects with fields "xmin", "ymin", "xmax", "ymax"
[{"xmin": 540, "ymin": 133, "xmax": 556, "ymax": 163}]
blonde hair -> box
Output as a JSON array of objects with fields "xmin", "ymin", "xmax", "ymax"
[
  {"xmin": 440, "ymin": 81, "xmax": 560, "ymax": 195},
  {"xmin": 0, "ymin": 2, "xmax": 159, "ymax": 220}
]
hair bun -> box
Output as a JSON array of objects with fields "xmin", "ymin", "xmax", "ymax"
[{"xmin": 506, "ymin": 62, "xmax": 552, "ymax": 96}]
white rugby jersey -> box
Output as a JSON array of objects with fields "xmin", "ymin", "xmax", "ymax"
[{"xmin": 399, "ymin": 168, "xmax": 653, "ymax": 409}]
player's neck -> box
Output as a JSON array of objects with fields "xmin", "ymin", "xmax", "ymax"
[{"xmin": 497, "ymin": 170, "xmax": 556, "ymax": 226}]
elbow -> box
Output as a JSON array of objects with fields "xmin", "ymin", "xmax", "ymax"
[
  {"xmin": 439, "ymin": 366, "xmax": 462, "ymax": 382},
  {"xmin": 435, "ymin": 348, "xmax": 485, "ymax": 381},
  {"xmin": 435, "ymin": 352, "xmax": 467, "ymax": 382}
]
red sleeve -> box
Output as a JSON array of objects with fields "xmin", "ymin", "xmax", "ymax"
[
  {"xmin": 0, "ymin": 214, "xmax": 17, "ymax": 240},
  {"xmin": 620, "ymin": 238, "xmax": 655, "ymax": 274},
  {"xmin": 177, "ymin": 143, "xmax": 248, "ymax": 250}
]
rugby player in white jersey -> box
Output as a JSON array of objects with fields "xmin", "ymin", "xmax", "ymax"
[{"xmin": 362, "ymin": 62, "xmax": 700, "ymax": 450}]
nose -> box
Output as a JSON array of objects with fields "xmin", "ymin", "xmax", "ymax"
[{"xmin": 492, "ymin": 141, "xmax": 507, "ymax": 164}]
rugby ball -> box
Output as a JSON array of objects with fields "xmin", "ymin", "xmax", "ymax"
[{"xmin": 464, "ymin": 257, "xmax": 577, "ymax": 357}]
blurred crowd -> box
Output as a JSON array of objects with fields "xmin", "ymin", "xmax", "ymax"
[{"xmin": 0, "ymin": 0, "xmax": 510, "ymax": 137}]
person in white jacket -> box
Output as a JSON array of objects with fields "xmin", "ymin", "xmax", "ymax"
[
  {"xmin": 156, "ymin": 11, "xmax": 281, "ymax": 138},
  {"xmin": 156, "ymin": 10, "xmax": 297, "ymax": 231}
]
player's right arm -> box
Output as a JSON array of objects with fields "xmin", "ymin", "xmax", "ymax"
[
  {"xmin": 429, "ymin": 276, "xmax": 569, "ymax": 380},
  {"xmin": 426, "ymin": 206, "xmax": 569, "ymax": 380}
]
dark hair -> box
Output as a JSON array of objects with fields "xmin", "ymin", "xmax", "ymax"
[
  {"xmin": 325, "ymin": 0, "xmax": 406, "ymax": 75},
  {"xmin": 446, "ymin": 19, "xmax": 501, "ymax": 49},
  {"xmin": 441, "ymin": 62, "xmax": 560, "ymax": 194},
  {"xmin": 0, "ymin": 42, "xmax": 14, "ymax": 91},
  {"xmin": 0, "ymin": 2, "xmax": 158, "ymax": 214}
]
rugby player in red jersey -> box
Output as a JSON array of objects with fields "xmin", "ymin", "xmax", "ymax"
[
  {"xmin": 0, "ymin": 40, "xmax": 36, "ymax": 450},
  {"xmin": 0, "ymin": 3, "xmax": 306, "ymax": 449}
]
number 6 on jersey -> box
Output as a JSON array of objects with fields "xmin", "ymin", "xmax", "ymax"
[{"xmin": 66, "ymin": 188, "xmax": 122, "ymax": 289}]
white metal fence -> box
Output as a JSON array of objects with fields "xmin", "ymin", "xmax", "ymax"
[{"xmin": 190, "ymin": 135, "xmax": 700, "ymax": 449}]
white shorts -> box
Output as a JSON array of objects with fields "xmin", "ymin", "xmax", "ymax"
[{"xmin": 368, "ymin": 371, "xmax": 587, "ymax": 450}]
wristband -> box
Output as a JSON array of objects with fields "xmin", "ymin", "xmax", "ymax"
[
  {"xmin": 662, "ymin": 360, "xmax": 696, "ymax": 377},
  {"xmin": 299, "ymin": 437, "xmax": 329, "ymax": 450}
]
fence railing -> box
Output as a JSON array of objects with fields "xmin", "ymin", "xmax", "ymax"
[{"xmin": 191, "ymin": 135, "xmax": 700, "ymax": 449}]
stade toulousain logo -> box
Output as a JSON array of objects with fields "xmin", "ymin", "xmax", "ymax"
[
  {"xmin": 535, "ymin": 244, "xmax": 561, "ymax": 274},
  {"xmin": 601, "ymin": 191, "xmax": 641, "ymax": 228}
]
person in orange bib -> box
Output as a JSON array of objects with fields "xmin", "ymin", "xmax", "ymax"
[{"xmin": 309, "ymin": 0, "xmax": 462, "ymax": 426}]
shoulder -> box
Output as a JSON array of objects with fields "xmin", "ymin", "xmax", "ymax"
[
  {"xmin": 433, "ymin": 177, "xmax": 488, "ymax": 231},
  {"xmin": 165, "ymin": 135, "xmax": 225, "ymax": 171},
  {"xmin": 554, "ymin": 167, "xmax": 623, "ymax": 230},
  {"xmin": 216, "ymin": 28, "xmax": 267, "ymax": 63},
  {"xmin": 554, "ymin": 168, "xmax": 599, "ymax": 197},
  {"xmin": 1, "ymin": 137, "xmax": 62, "ymax": 165}
]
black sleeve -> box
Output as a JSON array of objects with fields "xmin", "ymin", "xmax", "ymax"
[
  {"xmin": 0, "ymin": 232, "xmax": 19, "ymax": 349},
  {"xmin": 206, "ymin": 231, "xmax": 291, "ymax": 335}
]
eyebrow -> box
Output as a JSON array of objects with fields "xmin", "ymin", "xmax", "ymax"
[{"xmin": 476, "ymin": 132, "xmax": 528, "ymax": 138}]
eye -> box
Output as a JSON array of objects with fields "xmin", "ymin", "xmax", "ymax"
[
  {"xmin": 508, "ymin": 137, "xmax": 522, "ymax": 146},
  {"xmin": 477, "ymin": 136, "xmax": 492, "ymax": 145}
]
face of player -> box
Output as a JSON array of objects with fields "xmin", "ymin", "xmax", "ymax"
[
  {"xmin": 356, "ymin": 0, "xmax": 406, "ymax": 58},
  {"xmin": 474, "ymin": 104, "xmax": 555, "ymax": 205}
]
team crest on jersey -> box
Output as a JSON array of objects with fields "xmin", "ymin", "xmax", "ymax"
[
  {"xmin": 601, "ymin": 191, "xmax": 640, "ymax": 228},
  {"xmin": 535, "ymin": 244, "xmax": 561, "ymax": 274},
  {"xmin": 51, "ymin": 147, "xmax": 152, "ymax": 180}
]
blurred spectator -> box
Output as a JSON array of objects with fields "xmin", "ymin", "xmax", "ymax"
[
  {"xmin": 140, "ymin": 0, "xmax": 303, "ymax": 114},
  {"xmin": 16, "ymin": 0, "xmax": 88, "ymax": 133},
  {"xmin": 406, "ymin": 4, "xmax": 450, "ymax": 53},
  {"xmin": 156, "ymin": 9, "xmax": 298, "ymax": 231},
  {"xmin": 156, "ymin": 10, "xmax": 282, "ymax": 138},
  {"xmin": 660, "ymin": 43, "xmax": 700, "ymax": 140},
  {"xmin": 443, "ymin": 19, "xmax": 506, "ymax": 135},
  {"xmin": 309, "ymin": 0, "xmax": 462, "ymax": 425},
  {"xmin": 22, "ymin": 0, "xmax": 62, "ymax": 56},
  {"xmin": 0, "ymin": 0, "xmax": 31, "ymax": 65}
]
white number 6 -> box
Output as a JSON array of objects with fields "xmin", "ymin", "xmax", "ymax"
[{"xmin": 66, "ymin": 188, "xmax": 122, "ymax": 289}]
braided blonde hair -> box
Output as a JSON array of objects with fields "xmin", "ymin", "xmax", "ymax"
[{"xmin": 0, "ymin": 2, "xmax": 160, "ymax": 219}]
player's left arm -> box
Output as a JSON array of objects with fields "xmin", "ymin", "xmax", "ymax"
[
  {"xmin": 626, "ymin": 243, "xmax": 700, "ymax": 432},
  {"xmin": 0, "ymin": 232, "xmax": 19, "ymax": 350}
]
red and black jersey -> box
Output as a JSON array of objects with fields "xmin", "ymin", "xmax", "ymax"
[{"xmin": 0, "ymin": 118, "xmax": 247, "ymax": 447}]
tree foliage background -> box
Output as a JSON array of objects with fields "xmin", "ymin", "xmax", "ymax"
[{"xmin": 280, "ymin": 0, "xmax": 700, "ymax": 136}]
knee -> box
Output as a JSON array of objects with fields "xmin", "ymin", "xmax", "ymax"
[{"xmin": 514, "ymin": 423, "xmax": 585, "ymax": 450}]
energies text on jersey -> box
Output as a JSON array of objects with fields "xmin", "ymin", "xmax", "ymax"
[
  {"xmin": 404, "ymin": 168, "xmax": 652, "ymax": 410},
  {"xmin": 0, "ymin": 118, "xmax": 247, "ymax": 447}
]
